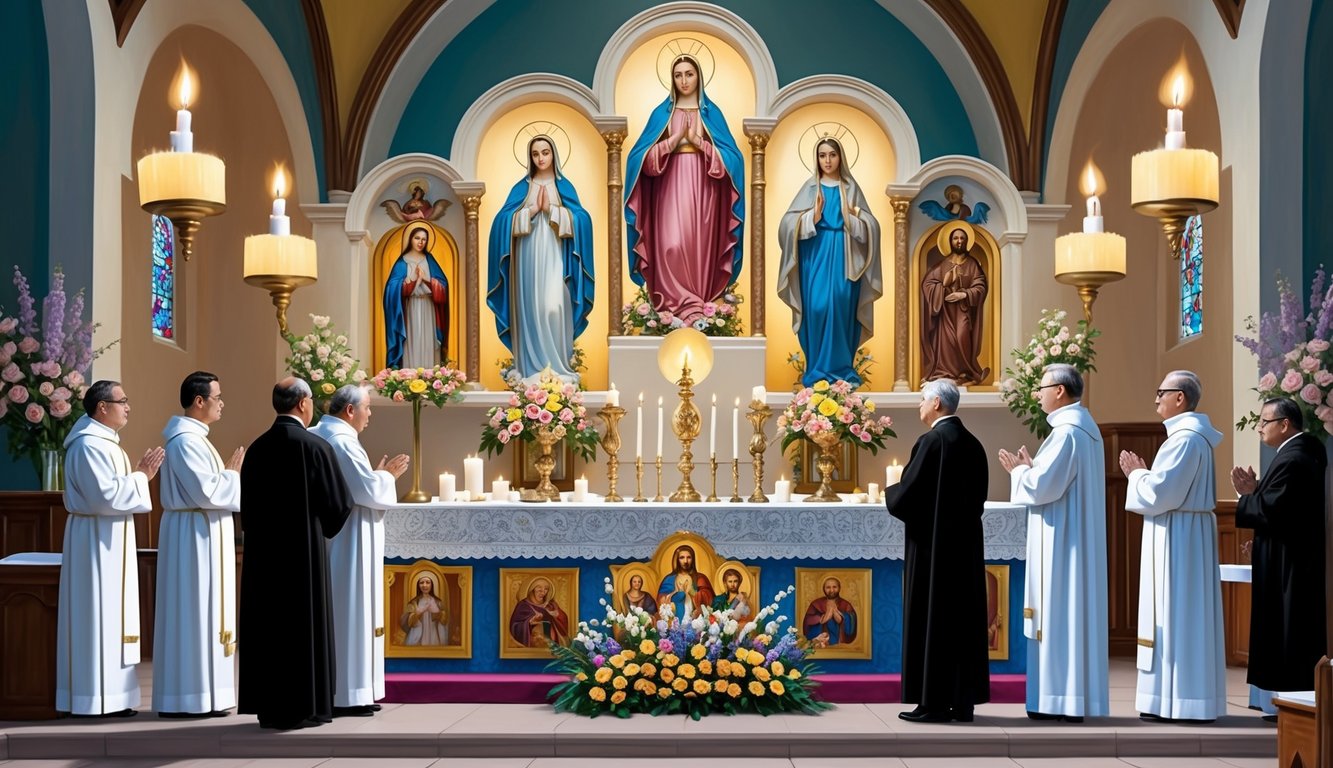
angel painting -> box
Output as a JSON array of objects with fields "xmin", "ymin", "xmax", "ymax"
[
  {"xmin": 918, "ymin": 184, "xmax": 990, "ymax": 225},
  {"xmin": 382, "ymin": 179, "xmax": 451, "ymax": 223}
]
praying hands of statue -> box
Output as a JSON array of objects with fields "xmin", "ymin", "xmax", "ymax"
[
  {"xmin": 529, "ymin": 184, "xmax": 549, "ymax": 218},
  {"xmin": 1119, "ymin": 449, "xmax": 1147, "ymax": 477},
  {"xmin": 996, "ymin": 446, "xmax": 1032, "ymax": 474},
  {"xmin": 687, "ymin": 112, "xmax": 705, "ymax": 148},
  {"xmin": 1230, "ymin": 464, "xmax": 1259, "ymax": 495},
  {"xmin": 822, "ymin": 601, "xmax": 842, "ymax": 625},
  {"xmin": 225, "ymin": 446, "xmax": 245, "ymax": 472},
  {"xmin": 137, "ymin": 446, "xmax": 166, "ymax": 480},
  {"xmin": 378, "ymin": 453, "xmax": 411, "ymax": 480},
  {"xmin": 944, "ymin": 291, "xmax": 968, "ymax": 303}
]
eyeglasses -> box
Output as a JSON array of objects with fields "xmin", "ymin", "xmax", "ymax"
[
  {"xmin": 1155, "ymin": 388, "xmax": 1183, "ymax": 399},
  {"xmin": 103, "ymin": 398, "xmax": 130, "ymax": 406},
  {"xmin": 1258, "ymin": 416, "xmax": 1288, "ymax": 428},
  {"xmin": 1034, "ymin": 383, "xmax": 1061, "ymax": 392}
]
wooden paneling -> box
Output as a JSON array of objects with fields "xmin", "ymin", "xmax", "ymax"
[
  {"xmin": 0, "ymin": 492, "xmax": 67, "ymax": 557},
  {"xmin": 0, "ymin": 561, "xmax": 60, "ymax": 719},
  {"xmin": 1217, "ymin": 499, "xmax": 1251, "ymax": 666},
  {"xmin": 1101, "ymin": 423, "xmax": 1167, "ymax": 657}
]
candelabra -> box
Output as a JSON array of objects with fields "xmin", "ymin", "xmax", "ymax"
[
  {"xmin": 746, "ymin": 399, "xmax": 774, "ymax": 503},
  {"xmin": 633, "ymin": 457, "xmax": 646, "ymax": 503},
  {"xmin": 707, "ymin": 455, "xmax": 719, "ymax": 502},
  {"xmin": 653, "ymin": 457, "xmax": 665, "ymax": 502},
  {"xmin": 596, "ymin": 405, "xmax": 625, "ymax": 502},
  {"xmin": 668, "ymin": 362, "xmax": 702, "ymax": 502}
]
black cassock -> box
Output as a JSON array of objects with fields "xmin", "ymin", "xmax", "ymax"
[
  {"xmin": 1236, "ymin": 431, "xmax": 1327, "ymax": 691},
  {"xmin": 238, "ymin": 417, "xmax": 353, "ymax": 726},
  {"xmin": 884, "ymin": 416, "xmax": 990, "ymax": 709}
]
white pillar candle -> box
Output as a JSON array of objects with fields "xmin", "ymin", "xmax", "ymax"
[
  {"xmin": 867, "ymin": 482, "xmax": 879, "ymax": 503},
  {"xmin": 606, "ymin": 383, "xmax": 620, "ymax": 408},
  {"xmin": 439, "ymin": 472, "xmax": 456, "ymax": 503},
  {"xmin": 463, "ymin": 455, "xmax": 484, "ymax": 498},
  {"xmin": 885, "ymin": 461, "xmax": 903, "ymax": 486},
  {"xmin": 709, "ymin": 394, "xmax": 717, "ymax": 457},
  {"xmin": 732, "ymin": 398, "xmax": 740, "ymax": 460},
  {"xmin": 752, "ymin": 385, "xmax": 766, "ymax": 404},
  {"xmin": 491, "ymin": 477, "xmax": 509, "ymax": 500},
  {"xmin": 636, "ymin": 393, "xmax": 644, "ymax": 459},
  {"xmin": 269, "ymin": 167, "xmax": 290, "ymax": 236},
  {"xmin": 573, "ymin": 476, "xmax": 589, "ymax": 502},
  {"xmin": 657, "ymin": 396, "xmax": 664, "ymax": 458},
  {"xmin": 773, "ymin": 477, "xmax": 791, "ymax": 503},
  {"xmin": 171, "ymin": 109, "xmax": 193, "ymax": 152}
]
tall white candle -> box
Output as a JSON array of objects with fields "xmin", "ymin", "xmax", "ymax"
[
  {"xmin": 606, "ymin": 383, "xmax": 620, "ymax": 408},
  {"xmin": 463, "ymin": 455, "xmax": 484, "ymax": 498},
  {"xmin": 657, "ymin": 396, "xmax": 664, "ymax": 457},
  {"xmin": 269, "ymin": 167, "xmax": 291, "ymax": 237},
  {"xmin": 170, "ymin": 64, "xmax": 195, "ymax": 153},
  {"xmin": 732, "ymin": 398, "xmax": 740, "ymax": 460},
  {"xmin": 439, "ymin": 472, "xmax": 456, "ymax": 503},
  {"xmin": 709, "ymin": 394, "xmax": 717, "ymax": 457},
  {"xmin": 636, "ymin": 393, "xmax": 644, "ymax": 459},
  {"xmin": 1166, "ymin": 75, "xmax": 1186, "ymax": 150}
]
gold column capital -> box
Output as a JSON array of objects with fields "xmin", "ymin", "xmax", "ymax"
[
  {"xmin": 601, "ymin": 129, "xmax": 627, "ymax": 150},
  {"xmin": 746, "ymin": 130, "xmax": 770, "ymax": 152}
]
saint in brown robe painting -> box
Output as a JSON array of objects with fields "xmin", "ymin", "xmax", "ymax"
[{"xmin": 920, "ymin": 221, "xmax": 989, "ymax": 385}]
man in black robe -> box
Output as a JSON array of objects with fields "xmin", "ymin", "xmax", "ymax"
[
  {"xmin": 1231, "ymin": 396, "xmax": 1327, "ymax": 716},
  {"xmin": 238, "ymin": 378, "xmax": 353, "ymax": 730},
  {"xmin": 884, "ymin": 378, "xmax": 990, "ymax": 723}
]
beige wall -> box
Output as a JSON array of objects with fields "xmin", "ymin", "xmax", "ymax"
[{"xmin": 118, "ymin": 26, "xmax": 309, "ymax": 459}]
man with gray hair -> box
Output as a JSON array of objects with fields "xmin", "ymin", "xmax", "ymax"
[
  {"xmin": 885, "ymin": 378, "xmax": 990, "ymax": 723},
  {"xmin": 998, "ymin": 363, "xmax": 1108, "ymax": 722},
  {"xmin": 311, "ymin": 385, "xmax": 409, "ymax": 716},
  {"xmin": 238, "ymin": 377, "xmax": 353, "ymax": 730},
  {"xmin": 1118, "ymin": 371, "xmax": 1225, "ymax": 722}
]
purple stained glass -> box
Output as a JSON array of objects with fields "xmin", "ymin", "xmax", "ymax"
[
  {"xmin": 1179, "ymin": 215, "xmax": 1203, "ymax": 339},
  {"xmin": 152, "ymin": 215, "xmax": 175, "ymax": 339}
]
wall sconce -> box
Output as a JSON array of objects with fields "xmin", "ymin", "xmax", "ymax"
[
  {"xmin": 137, "ymin": 60, "xmax": 226, "ymax": 261},
  {"xmin": 1130, "ymin": 59, "xmax": 1219, "ymax": 259},
  {"xmin": 657, "ymin": 328, "xmax": 714, "ymax": 502},
  {"xmin": 1055, "ymin": 159, "xmax": 1126, "ymax": 325},
  {"xmin": 243, "ymin": 165, "xmax": 316, "ymax": 337}
]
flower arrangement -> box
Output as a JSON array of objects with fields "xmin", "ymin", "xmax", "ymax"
[
  {"xmin": 999, "ymin": 308, "xmax": 1100, "ymax": 438},
  {"xmin": 369, "ymin": 363, "xmax": 467, "ymax": 407},
  {"xmin": 0, "ymin": 266, "xmax": 112, "ymax": 477},
  {"xmin": 775, "ymin": 379, "xmax": 895, "ymax": 454},
  {"xmin": 478, "ymin": 369, "xmax": 600, "ymax": 461},
  {"xmin": 284, "ymin": 314, "xmax": 366, "ymax": 412},
  {"xmin": 785, "ymin": 348, "xmax": 877, "ymax": 390},
  {"xmin": 497, "ymin": 345, "xmax": 587, "ymax": 387},
  {"xmin": 1236, "ymin": 268, "xmax": 1333, "ymax": 436},
  {"xmin": 548, "ymin": 580, "xmax": 829, "ymax": 719},
  {"xmin": 621, "ymin": 285, "xmax": 743, "ymax": 337}
]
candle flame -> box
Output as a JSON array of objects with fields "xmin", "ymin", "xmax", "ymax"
[
  {"xmin": 271, "ymin": 164, "xmax": 287, "ymax": 199},
  {"xmin": 658, "ymin": 396, "xmax": 663, "ymax": 405},
  {"xmin": 171, "ymin": 60, "xmax": 197, "ymax": 110},
  {"xmin": 734, "ymin": 397, "xmax": 740, "ymax": 406},
  {"xmin": 712, "ymin": 393, "xmax": 717, "ymax": 404},
  {"xmin": 1078, "ymin": 159, "xmax": 1105, "ymax": 197},
  {"xmin": 1158, "ymin": 55, "xmax": 1193, "ymax": 108}
]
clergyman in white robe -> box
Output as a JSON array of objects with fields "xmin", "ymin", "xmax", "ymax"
[
  {"xmin": 1009, "ymin": 400, "xmax": 1110, "ymax": 718},
  {"xmin": 311, "ymin": 405, "xmax": 400, "ymax": 709},
  {"xmin": 1124, "ymin": 409, "xmax": 1226, "ymax": 721},
  {"xmin": 58, "ymin": 410, "xmax": 159, "ymax": 715},
  {"xmin": 153, "ymin": 414, "xmax": 242, "ymax": 715}
]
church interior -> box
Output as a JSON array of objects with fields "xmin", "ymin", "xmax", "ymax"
[{"xmin": 0, "ymin": 0, "xmax": 1327, "ymax": 765}]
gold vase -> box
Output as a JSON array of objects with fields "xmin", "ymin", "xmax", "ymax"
[
  {"xmin": 533, "ymin": 427, "xmax": 562, "ymax": 501},
  {"xmin": 401, "ymin": 398, "xmax": 429, "ymax": 503},
  {"xmin": 805, "ymin": 431, "xmax": 842, "ymax": 503}
]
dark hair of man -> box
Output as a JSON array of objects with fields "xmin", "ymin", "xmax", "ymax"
[
  {"xmin": 180, "ymin": 371, "xmax": 218, "ymax": 409},
  {"xmin": 1264, "ymin": 397, "xmax": 1305, "ymax": 431},
  {"xmin": 1044, "ymin": 363, "xmax": 1084, "ymax": 400},
  {"xmin": 83, "ymin": 380, "xmax": 120, "ymax": 415},
  {"xmin": 272, "ymin": 379, "xmax": 312, "ymax": 414}
]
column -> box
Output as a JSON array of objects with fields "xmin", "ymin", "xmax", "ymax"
[
  {"xmin": 743, "ymin": 119, "xmax": 776, "ymax": 337},
  {"xmin": 454, "ymin": 181, "xmax": 485, "ymax": 384},
  {"xmin": 598, "ymin": 118, "xmax": 628, "ymax": 336},
  {"xmin": 890, "ymin": 196, "xmax": 912, "ymax": 391}
]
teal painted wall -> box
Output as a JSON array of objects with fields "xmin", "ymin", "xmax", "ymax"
[
  {"xmin": 242, "ymin": 0, "xmax": 327, "ymax": 199},
  {"xmin": 389, "ymin": 0, "xmax": 978, "ymax": 162},
  {"xmin": 1305, "ymin": 0, "xmax": 1331, "ymax": 291},
  {"xmin": 1041, "ymin": 0, "xmax": 1109, "ymax": 196},
  {"xmin": 0, "ymin": 2, "xmax": 50, "ymax": 490}
]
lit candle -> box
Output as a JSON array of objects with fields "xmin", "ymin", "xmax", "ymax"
[
  {"xmin": 573, "ymin": 475, "xmax": 589, "ymax": 502},
  {"xmin": 170, "ymin": 61, "xmax": 195, "ymax": 153},
  {"xmin": 752, "ymin": 385, "xmax": 766, "ymax": 404},
  {"xmin": 636, "ymin": 393, "xmax": 644, "ymax": 459},
  {"xmin": 657, "ymin": 396, "xmax": 664, "ymax": 458},
  {"xmin": 709, "ymin": 394, "xmax": 717, "ymax": 458},
  {"xmin": 606, "ymin": 383, "xmax": 620, "ymax": 408},
  {"xmin": 867, "ymin": 482, "xmax": 880, "ymax": 503},
  {"xmin": 682, "ymin": 347, "xmax": 691, "ymax": 373},
  {"xmin": 492, "ymin": 476, "xmax": 510, "ymax": 500},
  {"xmin": 463, "ymin": 455, "xmax": 484, "ymax": 498},
  {"xmin": 1166, "ymin": 74, "xmax": 1186, "ymax": 150},
  {"xmin": 438, "ymin": 472, "xmax": 456, "ymax": 503},
  {"xmin": 732, "ymin": 398, "xmax": 740, "ymax": 460},
  {"xmin": 1081, "ymin": 161, "xmax": 1104, "ymax": 234},
  {"xmin": 269, "ymin": 165, "xmax": 291, "ymax": 237},
  {"xmin": 886, "ymin": 460, "xmax": 903, "ymax": 486},
  {"xmin": 773, "ymin": 476, "xmax": 791, "ymax": 503}
]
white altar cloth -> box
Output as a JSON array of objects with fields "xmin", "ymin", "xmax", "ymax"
[{"xmin": 382, "ymin": 500, "xmax": 1026, "ymax": 561}]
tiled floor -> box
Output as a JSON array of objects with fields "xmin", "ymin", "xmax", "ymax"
[{"xmin": 0, "ymin": 659, "xmax": 1277, "ymax": 766}]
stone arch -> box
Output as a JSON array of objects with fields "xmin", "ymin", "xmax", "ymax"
[
  {"xmin": 449, "ymin": 74, "xmax": 602, "ymax": 181},
  {"xmin": 346, "ymin": 152, "xmax": 467, "ymax": 235}
]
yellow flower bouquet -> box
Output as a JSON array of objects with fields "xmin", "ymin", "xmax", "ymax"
[{"xmin": 775, "ymin": 379, "xmax": 895, "ymax": 454}]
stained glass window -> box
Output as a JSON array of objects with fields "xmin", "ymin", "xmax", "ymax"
[
  {"xmin": 151, "ymin": 215, "xmax": 175, "ymax": 340},
  {"xmin": 1179, "ymin": 215, "xmax": 1203, "ymax": 339}
]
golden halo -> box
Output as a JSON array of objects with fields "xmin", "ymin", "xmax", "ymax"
[
  {"xmin": 521, "ymin": 575, "xmax": 555, "ymax": 601},
  {"xmin": 936, "ymin": 220, "xmax": 975, "ymax": 256},
  {"xmin": 399, "ymin": 222, "xmax": 438, "ymax": 255},
  {"xmin": 402, "ymin": 177, "xmax": 430, "ymax": 198},
  {"xmin": 512, "ymin": 122, "xmax": 572, "ymax": 171},
  {"xmin": 798, "ymin": 123, "xmax": 860, "ymax": 173},
  {"xmin": 408, "ymin": 569, "xmax": 440, "ymax": 597},
  {"xmin": 656, "ymin": 38, "xmax": 716, "ymax": 90}
]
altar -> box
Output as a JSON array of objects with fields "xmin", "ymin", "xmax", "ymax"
[{"xmin": 382, "ymin": 499, "xmax": 1027, "ymax": 677}]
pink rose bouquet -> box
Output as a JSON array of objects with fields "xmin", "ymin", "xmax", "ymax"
[
  {"xmin": 370, "ymin": 363, "xmax": 467, "ymax": 408},
  {"xmin": 775, "ymin": 378, "xmax": 895, "ymax": 454},
  {"xmin": 478, "ymin": 369, "xmax": 600, "ymax": 461}
]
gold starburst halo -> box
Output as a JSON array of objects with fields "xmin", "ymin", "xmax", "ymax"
[
  {"xmin": 798, "ymin": 122, "xmax": 860, "ymax": 174},
  {"xmin": 512, "ymin": 122, "xmax": 572, "ymax": 171},
  {"xmin": 656, "ymin": 38, "xmax": 716, "ymax": 91}
]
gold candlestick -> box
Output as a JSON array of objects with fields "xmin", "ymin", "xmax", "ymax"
[
  {"xmin": 596, "ymin": 405, "xmax": 626, "ymax": 502},
  {"xmin": 707, "ymin": 455, "xmax": 719, "ymax": 502},
  {"xmin": 633, "ymin": 457, "xmax": 647, "ymax": 503},
  {"xmin": 669, "ymin": 362, "xmax": 702, "ymax": 502},
  {"xmin": 747, "ymin": 400, "xmax": 774, "ymax": 503},
  {"xmin": 730, "ymin": 458, "xmax": 742, "ymax": 502},
  {"xmin": 653, "ymin": 456, "xmax": 665, "ymax": 502}
]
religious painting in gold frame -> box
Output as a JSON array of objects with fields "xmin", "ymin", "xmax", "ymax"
[
  {"xmin": 513, "ymin": 439, "xmax": 575, "ymax": 492},
  {"xmin": 370, "ymin": 219, "xmax": 463, "ymax": 374},
  {"xmin": 384, "ymin": 561, "xmax": 472, "ymax": 658},
  {"xmin": 499, "ymin": 568, "xmax": 579, "ymax": 659},
  {"xmin": 610, "ymin": 540, "xmax": 758, "ymax": 626},
  {"xmin": 908, "ymin": 216, "xmax": 1002, "ymax": 389},
  {"xmin": 794, "ymin": 567, "xmax": 871, "ymax": 659},
  {"xmin": 985, "ymin": 564, "xmax": 1009, "ymax": 660},
  {"xmin": 789, "ymin": 439, "xmax": 859, "ymax": 494}
]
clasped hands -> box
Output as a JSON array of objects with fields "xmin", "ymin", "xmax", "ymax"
[
  {"xmin": 671, "ymin": 111, "xmax": 706, "ymax": 151},
  {"xmin": 527, "ymin": 184, "xmax": 553, "ymax": 218},
  {"xmin": 996, "ymin": 446, "xmax": 1032, "ymax": 473},
  {"xmin": 136, "ymin": 447, "xmax": 166, "ymax": 480},
  {"xmin": 1230, "ymin": 465, "xmax": 1258, "ymax": 495},
  {"xmin": 1118, "ymin": 450, "xmax": 1147, "ymax": 477},
  {"xmin": 378, "ymin": 453, "xmax": 411, "ymax": 480}
]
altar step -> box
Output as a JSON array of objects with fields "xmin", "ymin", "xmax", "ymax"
[{"xmin": 384, "ymin": 673, "xmax": 1028, "ymax": 704}]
